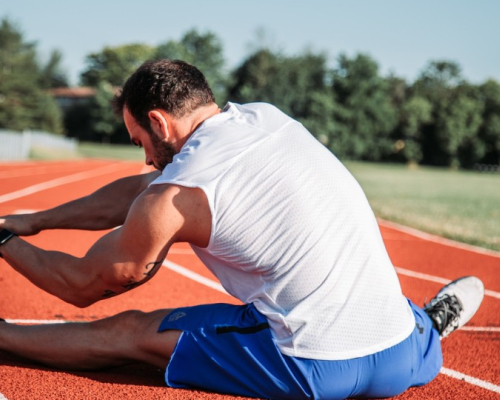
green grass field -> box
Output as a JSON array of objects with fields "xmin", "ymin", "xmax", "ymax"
[
  {"xmin": 30, "ymin": 142, "xmax": 144, "ymax": 161},
  {"xmin": 345, "ymin": 162, "xmax": 500, "ymax": 252}
]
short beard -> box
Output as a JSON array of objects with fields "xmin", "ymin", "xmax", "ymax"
[{"xmin": 150, "ymin": 132, "xmax": 177, "ymax": 171}]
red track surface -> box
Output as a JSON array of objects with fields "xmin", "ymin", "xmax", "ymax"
[{"xmin": 0, "ymin": 160, "xmax": 499, "ymax": 400}]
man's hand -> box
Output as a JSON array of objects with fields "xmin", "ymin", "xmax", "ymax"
[{"xmin": 0, "ymin": 214, "xmax": 40, "ymax": 236}]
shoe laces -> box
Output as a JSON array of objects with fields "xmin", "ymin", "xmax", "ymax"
[{"xmin": 425, "ymin": 294, "xmax": 463, "ymax": 338}]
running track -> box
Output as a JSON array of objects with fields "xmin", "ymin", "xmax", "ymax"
[{"xmin": 0, "ymin": 160, "xmax": 498, "ymax": 400}]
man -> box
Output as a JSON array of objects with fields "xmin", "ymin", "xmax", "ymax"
[{"xmin": 0, "ymin": 60, "xmax": 484, "ymax": 399}]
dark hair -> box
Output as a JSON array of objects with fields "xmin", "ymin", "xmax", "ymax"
[{"xmin": 113, "ymin": 59, "xmax": 215, "ymax": 132}]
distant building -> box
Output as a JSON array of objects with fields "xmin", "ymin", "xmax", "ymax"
[{"xmin": 49, "ymin": 87, "xmax": 96, "ymax": 112}]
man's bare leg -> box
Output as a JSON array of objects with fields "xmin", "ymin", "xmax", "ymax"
[{"xmin": 0, "ymin": 309, "xmax": 181, "ymax": 370}]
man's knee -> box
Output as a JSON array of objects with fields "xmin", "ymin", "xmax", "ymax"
[
  {"xmin": 86, "ymin": 310, "xmax": 148, "ymax": 355},
  {"xmin": 86, "ymin": 309, "xmax": 180, "ymax": 367},
  {"xmin": 109, "ymin": 309, "xmax": 180, "ymax": 366}
]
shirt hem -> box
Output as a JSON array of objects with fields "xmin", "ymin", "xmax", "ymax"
[{"xmin": 276, "ymin": 318, "xmax": 416, "ymax": 361}]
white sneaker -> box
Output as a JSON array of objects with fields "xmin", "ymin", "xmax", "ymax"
[{"xmin": 423, "ymin": 276, "xmax": 484, "ymax": 339}]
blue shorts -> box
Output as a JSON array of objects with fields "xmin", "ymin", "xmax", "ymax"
[{"xmin": 158, "ymin": 300, "xmax": 442, "ymax": 399}]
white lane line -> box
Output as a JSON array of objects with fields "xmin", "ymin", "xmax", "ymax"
[
  {"xmin": 395, "ymin": 266, "xmax": 500, "ymax": 300},
  {"xmin": 379, "ymin": 218, "xmax": 500, "ymax": 259},
  {"xmin": 441, "ymin": 367, "xmax": 500, "ymax": 394},
  {"xmin": 0, "ymin": 392, "xmax": 8, "ymax": 399},
  {"xmin": 0, "ymin": 163, "xmax": 85, "ymax": 179},
  {"xmin": 461, "ymin": 326, "xmax": 500, "ymax": 332},
  {"xmin": 163, "ymin": 260, "xmax": 228, "ymax": 294},
  {"xmin": 168, "ymin": 248, "xmax": 196, "ymax": 255},
  {"xmin": 139, "ymin": 165, "xmax": 154, "ymax": 174},
  {"xmin": 0, "ymin": 163, "xmax": 128, "ymax": 204},
  {"xmin": 5, "ymin": 319, "xmax": 71, "ymax": 324}
]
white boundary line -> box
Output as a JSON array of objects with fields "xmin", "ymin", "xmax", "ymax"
[
  {"xmin": 163, "ymin": 260, "xmax": 228, "ymax": 294},
  {"xmin": 5, "ymin": 319, "xmax": 72, "ymax": 324},
  {"xmin": 378, "ymin": 218, "xmax": 500, "ymax": 259},
  {"xmin": 0, "ymin": 163, "xmax": 128, "ymax": 204},
  {"xmin": 440, "ymin": 367, "xmax": 500, "ymax": 394},
  {"xmin": 461, "ymin": 326, "xmax": 500, "ymax": 332},
  {"xmin": 395, "ymin": 266, "xmax": 500, "ymax": 300},
  {"xmin": 139, "ymin": 165, "xmax": 154, "ymax": 174},
  {"xmin": 0, "ymin": 163, "xmax": 86, "ymax": 179},
  {"xmin": 0, "ymin": 392, "xmax": 7, "ymax": 400},
  {"xmin": 168, "ymin": 248, "xmax": 196, "ymax": 255},
  {"xmin": 12, "ymin": 209, "xmax": 37, "ymax": 215}
]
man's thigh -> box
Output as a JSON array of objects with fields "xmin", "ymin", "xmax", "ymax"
[{"xmin": 157, "ymin": 303, "xmax": 311, "ymax": 399}]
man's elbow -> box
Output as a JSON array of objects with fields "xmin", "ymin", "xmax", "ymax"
[
  {"xmin": 57, "ymin": 286, "xmax": 99, "ymax": 308},
  {"xmin": 62, "ymin": 294, "xmax": 96, "ymax": 308},
  {"xmin": 58, "ymin": 269, "xmax": 105, "ymax": 308}
]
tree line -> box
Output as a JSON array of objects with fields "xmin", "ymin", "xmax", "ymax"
[{"xmin": 1, "ymin": 17, "xmax": 499, "ymax": 168}]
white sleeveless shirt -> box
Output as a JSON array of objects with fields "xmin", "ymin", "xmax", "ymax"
[{"xmin": 151, "ymin": 102, "xmax": 415, "ymax": 360}]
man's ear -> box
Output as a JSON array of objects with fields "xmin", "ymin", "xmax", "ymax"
[{"xmin": 148, "ymin": 110, "xmax": 170, "ymax": 139}]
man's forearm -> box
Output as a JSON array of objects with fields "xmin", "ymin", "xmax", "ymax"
[
  {"xmin": 1, "ymin": 171, "xmax": 160, "ymax": 234},
  {"xmin": 0, "ymin": 236, "xmax": 90, "ymax": 307}
]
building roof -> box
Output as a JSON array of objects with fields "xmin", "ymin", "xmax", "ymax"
[{"xmin": 49, "ymin": 87, "xmax": 96, "ymax": 98}]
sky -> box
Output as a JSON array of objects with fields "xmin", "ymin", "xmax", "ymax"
[{"xmin": 1, "ymin": 0, "xmax": 498, "ymax": 86}]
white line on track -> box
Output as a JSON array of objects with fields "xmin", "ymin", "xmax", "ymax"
[
  {"xmin": 0, "ymin": 392, "xmax": 8, "ymax": 399},
  {"xmin": 139, "ymin": 165, "xmax": 154, "ymax": 174},
  {"xmin": 440, "ymin": 367, "xmax": 500, "ymax": 394},
  {"xmin": 168, "ymin": 248, "xmax": 197, "ymax": 255},
  {"xmin": 163, "ymin": 259, "xmax": 228, "ymax": 294},
  {"xmin": 379, "ymin": 218, "xmax": 500, "ymax": 258},
  {"xmin": 461, "ymin": 326, "xmax": 500, "ymax": 332},
  {"xmin": 0, "ymin": 163, "xmax": 129, "ymax": 204},
  {"xmin": 395, "ymin": 266, "xmax": 500, "ymax": 300},
  {"xmin": 0, "ymin": 163, "xmax": 85, "ymax": 179},
  {"xmin": 12, "ymin": 209, "xmax": 36, "ymax": 214},
  {"xmin": 5, "ymin": 319, "xmax": 72, "ymax": 324}
]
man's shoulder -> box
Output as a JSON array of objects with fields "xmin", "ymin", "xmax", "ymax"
[
  {"xmin": 232, "ymin": 101, "xmax": 291, "ymax": 118},
  {"xmin": 226, "ymin": 102, "xmax": 297, "ymax": 133},
  {"xmin": 128, "ymin": 183, "xmax": 211, "ymax": 248}
]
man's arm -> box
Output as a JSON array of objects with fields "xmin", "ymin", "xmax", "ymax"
[
  {"xmin": 0, "ymin": 184, "xmax": 211, "ymax": 307},
  {"xmin": 0, "ymin": 171, "xmax": 161, "ymax": 235}
]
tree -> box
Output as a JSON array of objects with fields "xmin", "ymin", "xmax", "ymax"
[
  {"xmin": 0, "ymin": 18, "xmax": 63, "ymax": 133},
  {"xmin": 155, "ymin": 29, "xmax": 227, "ymax": 104},
  {"xmin": 331, "ymin": 53, "xmax": 397, "ymax": 160},
  {"xmin": 89, "ymin": 81, "xmax": 120, "ymax": 143},
  {"xmin": 438, "ymin": 89, "xmax": 483, "ymax": 168},
  {"xmin": 477, "ymin": 79, "xmax": 500, "ymax": 165},
  {"xmin": 39, "ymin": 49, "xmax": 69, "ymax": 89},
  {"xmin": 80, "ymin": 44, "xmax": 155, "ymax": 87},
  {"xmin": 78, "ymin": 44, "xmax": 154, "ymax": 142},
  {"xmin": 228, "ymin": 49, "xmax": 282, "ymax": 104},
  {"xmin": 228, "ymin": 49, "xmax": 334, "ymax": 143},
  {"xmin": 299, "ymin": 90, "xmax": 336, "ymax": 147},
  {"xmin": 400, "ymin": 96, "xmax": 432, "ymax": 164},
  {"xmin": 413, "ymin": 61, "xmax": 483, "ymax": 167}
]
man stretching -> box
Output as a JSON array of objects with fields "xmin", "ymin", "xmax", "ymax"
[{"xmin": 0, "ymin": 60, "xmax": 484, "ymax": 399}]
